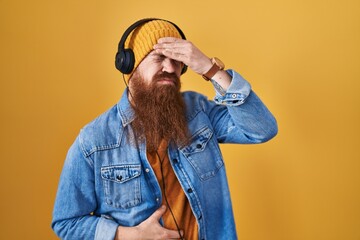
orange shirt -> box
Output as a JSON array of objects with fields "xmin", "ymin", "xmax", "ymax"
[{"xmin": 147, "ymin": 146, "xmax": 198, "ymax": 240}]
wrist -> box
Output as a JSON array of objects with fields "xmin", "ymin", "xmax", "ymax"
[
  {"xmin": 202, "ymin": 57, "xmax": 225, "ymax": 81},
  {"xmin": 201, "ymin": 58, "xmax": 213, "ymax": 75},
  {"xmin": 115, "ymin": 225, "xmax": 141, "ymax": 240}
]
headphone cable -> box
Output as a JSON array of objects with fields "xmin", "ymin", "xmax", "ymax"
[{"xmin": 156, "ymin": 150, "xmax": 185, "ymax": 240}]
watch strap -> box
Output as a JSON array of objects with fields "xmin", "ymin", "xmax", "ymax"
[
  {"xmin": 202, "ymin": 62, "xmax": 221, "ymax": 81},
  {"xmin": 202, "ymin": 57, "xmax": 224, "ymax": 81}
]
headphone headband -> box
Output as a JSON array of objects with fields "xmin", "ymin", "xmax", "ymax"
[{"xmin": 117, "ymin": 18, "xmax": 186, "ymax": 54}]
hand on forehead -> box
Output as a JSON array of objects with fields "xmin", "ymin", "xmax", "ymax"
[{"xmin": 153, "ymin": 37, "xmax": 211, "ymax": 75}]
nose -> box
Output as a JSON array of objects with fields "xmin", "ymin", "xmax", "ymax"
[{"xmin": 162, "ymin": 57, "xmax": 179, "ymax": 74}]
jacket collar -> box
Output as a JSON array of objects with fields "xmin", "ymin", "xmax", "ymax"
[{"xmin": 117, "ymin": 88, "xmax": 136, "ymax": 127}]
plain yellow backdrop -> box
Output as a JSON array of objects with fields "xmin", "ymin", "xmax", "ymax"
[{"xmin": 1, "ymin": 0, "xmax": 359, "ymax": 239}]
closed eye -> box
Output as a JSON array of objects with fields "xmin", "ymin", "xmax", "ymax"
[
  {"xmin": 151, "ymin": 53, "xmax": 166, "ymax": 63},
  {"xmin": 150, "ymin": 52, "xmax": 183, "ymax": 69}
]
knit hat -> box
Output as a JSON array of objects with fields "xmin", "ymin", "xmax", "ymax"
[{"xmin": 123, "ymin": 19, "xmax": 183, "ymax": 82}]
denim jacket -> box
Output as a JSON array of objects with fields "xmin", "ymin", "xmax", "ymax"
[{"xmin": 52, "ymin": 70, "xmax": 278, "ymax": 240}]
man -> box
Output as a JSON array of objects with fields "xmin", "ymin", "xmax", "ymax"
[{"xmin": 52, "ymin": 18, "xmax": 277, "ymax": 240}]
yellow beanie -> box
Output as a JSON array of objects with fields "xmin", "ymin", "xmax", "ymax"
[{"xmin": 124, "ymin": 19, "xmax": 183, "ymax": 82}]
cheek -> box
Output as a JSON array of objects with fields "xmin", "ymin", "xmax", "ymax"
[
  {"xmin": 176, "ymin": 67, "xmax": 182, "ymax": 77},
  {"xmin": 141, "ymin": 72, "xmax": 155, "ymax": 85},
  {"xmin": 142, "ymin": 68, "xmax": 162, "ymax": 84}
]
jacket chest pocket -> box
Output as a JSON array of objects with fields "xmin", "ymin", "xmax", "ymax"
[
  {"xmin": 180, "ymin": 127, "xmax": 224, "ymax": 181},
  {"xmin": 101, "ymin": 164, "xmax": 141, "ymax": 209}
]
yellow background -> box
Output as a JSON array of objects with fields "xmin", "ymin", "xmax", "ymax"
[{"xmin": 1, "ymin": 0, "xmax": 359, "ymax": 239}]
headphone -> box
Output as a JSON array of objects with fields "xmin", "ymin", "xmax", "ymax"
[{"xmin": 115, "ymin": 18, "xmax": 188, "ymax": 75}]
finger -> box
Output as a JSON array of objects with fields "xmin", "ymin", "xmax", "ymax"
[
  {"xmin": 154, "ymin": 38, "xmax": 190, "ymax": 50},
  {"xmin": 162, "ymin": 228, "xmax": 184, "ymax": 239},
  {"xmin": 153, "ymin": 42, "xmax": 188, "ymax": 51},
  {"xmin": 150, "ymin": 205, "xmax": 167, "ymax": 221},
  {"xmin": 157, "ymin": 37, "xmax": 184, "ymax": 44},
  {"xmin": 154, "ymin": 49, "xmax": 187, "ymax": 64}
]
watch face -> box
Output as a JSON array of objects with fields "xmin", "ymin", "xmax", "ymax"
[{"xmin": 213, "ymin": 57, "xmax": 225, "ymax": 69}]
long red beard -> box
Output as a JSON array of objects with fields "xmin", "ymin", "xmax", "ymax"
[{"xmin": 129, "ymin": 71, "xmax": 189, "ymax": 153}]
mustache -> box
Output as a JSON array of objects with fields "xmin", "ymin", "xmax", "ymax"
[{"xmin": 152, "ymin": 72, "xmax": 180, "ymax": 84}]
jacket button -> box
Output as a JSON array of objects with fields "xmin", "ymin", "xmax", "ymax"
[
  {"xmin": 196, "ymin": 144, "xmax": 202, "ymax": 149},
  {"xmin": 187, "ymin": 188, "xmax": 193, "ymax": 193},
  {"xmin": 173, "ymin": 158, "xmax": 178, "ymax": 164},
  {"xmin": 116, "ymin": 175, "xmax": 123, "ymax": 181}
]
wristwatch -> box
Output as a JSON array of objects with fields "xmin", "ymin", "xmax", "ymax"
[{"xmin": 202, "ymin": 57, "xmax": 225, "ymax": 81}]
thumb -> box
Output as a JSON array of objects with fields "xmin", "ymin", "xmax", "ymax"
[{"xmin": 150, "ymin": 205, "xmax": 167, "ymax": 221}]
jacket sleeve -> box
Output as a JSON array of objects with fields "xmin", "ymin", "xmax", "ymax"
[
  {"xmin": 51, "ymin": 135, "xmax": 118, "ymax": 240},
  {"xmin": 206, "ymin": 69, "xmax": 278, "ymax": 143}
]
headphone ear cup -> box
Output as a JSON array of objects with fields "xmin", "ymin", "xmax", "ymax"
[
  {"xmin": 115, "ymin": 51, "xmax": 122, "ymax": 72},
  {"xmin": 115, "ymin": 49, "xmax": 135, "ymax": 74},
  {"xmin": 181, "ymin": 65, "xmax": 188, "ymax": 75}
]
